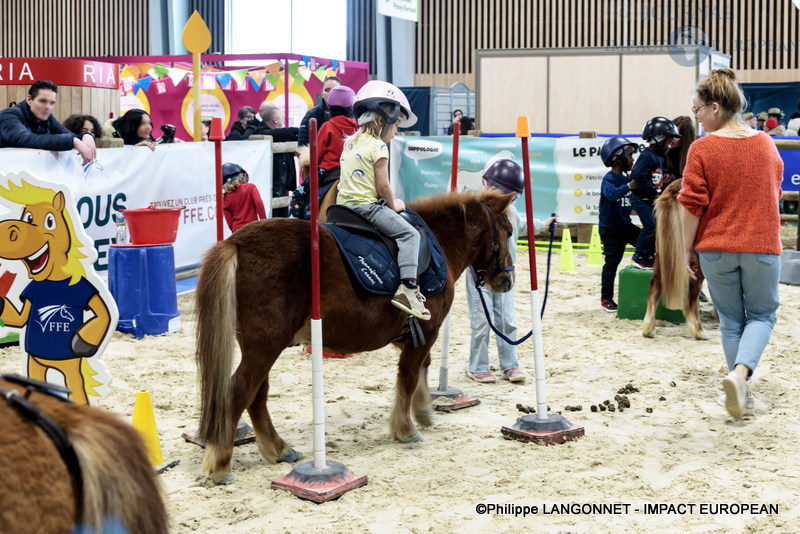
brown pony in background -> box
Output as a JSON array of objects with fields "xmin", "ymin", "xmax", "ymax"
[
  {"xmin": 0, "ymin": 377, "xmax": 168, "ymax": 533},
  {"xmin": 195, "ymin": 189, "xmax": 516, "ymax": 483},
  {"xmin": 642, "ymin": 179, "xmax": 708, "ymax": 340}
]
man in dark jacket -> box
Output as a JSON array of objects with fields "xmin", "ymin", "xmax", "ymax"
[
  {"xmin": 0, "ymin": 80, "xmax": 96, "ymax": 164},
  {"xmin": 241, "ymin": 106, "xmax": 299, "ymax": 217},
  {"xmin": 297, "ymin": 76, "xmax": 341, "ymax": 146},
  {"xmin": 225, "ymin": 105, "xmax": 256, "ymax": 141}
]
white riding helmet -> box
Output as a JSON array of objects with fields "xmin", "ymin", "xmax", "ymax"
[{"xmin": 353, "ymin": 80, "xmax": 417, "ymax": 128}]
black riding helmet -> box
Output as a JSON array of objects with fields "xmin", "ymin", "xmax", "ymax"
[
  {"xmin": 222, "ymin": 162, "xmax": 247, "ymax": 187},
  {"xmin": 642, "ymin": 117, "xmax": 681, "ymax": 144},
  {"xmin": 483, "ymin": 158, "xmax": 524, "ymax": 196}
]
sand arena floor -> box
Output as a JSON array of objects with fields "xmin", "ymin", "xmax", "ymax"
[{"xmin": 1, "ymin": 248, "xmax": 798, "ymax": 533}]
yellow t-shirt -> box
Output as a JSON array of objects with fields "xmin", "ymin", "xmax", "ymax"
[{"xmin": 336, "ymin": 133, "xmax": 389, "ymax": 206}]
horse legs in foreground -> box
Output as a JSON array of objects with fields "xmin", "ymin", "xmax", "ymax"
[
  {"xmin": 195, "ymin": 190, "xmax": 516, "ymax": 483},
  {"xmin": 642, "ymin": 179, "xmax": 708, "ymax": 340}
]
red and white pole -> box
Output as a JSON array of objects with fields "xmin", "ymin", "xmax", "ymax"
[
  {"xmin": 271, "ymin": 118, "xmax": 367, "ymax": 499},
  {"xmin": 500, "ymin": 116, "xmax": 584, "ymax": 444},
  {"xmin": 308, "ymin": 118, "xmax": 325, "ymax": 470},
  {"xmin": 517, "ymin": 117, "xmax": 548, "ymax": 420},
  {"xmin": 210, "ymin": 117, "xmax": 224, "ymax": 242}
]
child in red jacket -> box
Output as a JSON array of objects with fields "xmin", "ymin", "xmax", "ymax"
[
  {"xmin": 317, "ymin": 85, "xmax": 358, "ymax": 184},
  {"xmin": 222, "ymin": 162, "xmax": 266, "ymax": 231}
]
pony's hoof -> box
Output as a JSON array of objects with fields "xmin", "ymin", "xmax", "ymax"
[
  {"xmin": 213, "ymin": 472, "xmax": 235, "ymax": 485},
  {"xmin": 278, "ymin": 448, "xmax": 301, "ymax": 463},
  {"xmin": 642, "ymin": 329, "xmax": 654, "ymax": 339},
  {"xmin": 401, "ymin": 431, "xmax": 423, "ymax": 443},
  {"xmin": 415, "ymin": 408, "xmax": 434, "ymax": 427},
  {"xmin": 696, "ymin": 332, "xmax": 709, "ymax": 341}
]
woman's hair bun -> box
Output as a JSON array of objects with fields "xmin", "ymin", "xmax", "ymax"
[{"xmin": 712, "ymin": 68, "xmax": 736, "ymax": 81}]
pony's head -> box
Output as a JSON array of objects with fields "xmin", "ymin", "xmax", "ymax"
[
  {"xmin": 473, "ymin": 188, "xmax": 516, "ymax": 293},
  {"xmin": 0, "ymin": 180, "xmax": 87, "ymax": 283}
]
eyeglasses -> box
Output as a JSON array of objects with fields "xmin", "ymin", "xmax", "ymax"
[{"xmin": 691, "ymin": 103, "xmax": 711, "ymax": 115}]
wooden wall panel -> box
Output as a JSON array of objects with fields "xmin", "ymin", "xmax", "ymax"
[
  {"xmin": 477, "ymin": 55, "xmax": 547, "ymax": 133},
  {"xmin": 549, "ymin": 54, "xmax": 620, "ymax": 134},
  {"xmin": 0, "ymin": 0, "xmax": 150, "ymax": 57},
  {"xmin": 413, "ymin": 0, "xmax": 800, "ymax": 87}
]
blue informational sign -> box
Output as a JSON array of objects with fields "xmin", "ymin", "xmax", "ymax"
[{"xmin": 778, "ymin": 149, "xmax": 800, "ymax": 192}]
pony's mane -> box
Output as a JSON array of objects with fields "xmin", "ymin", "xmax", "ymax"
[
  {"xmin": 407, "ymin": 188, "xmax": 509, "ymax": 216},
  {"xmin": 0, "ymin": 179, "xmax": 87, "ymax": 284}
]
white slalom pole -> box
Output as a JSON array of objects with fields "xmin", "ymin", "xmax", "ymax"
[
  {"xmin": 437, "ymin": 312, "xmax": 452, "ymax": 390},
  {"xmin": 310, "ymin": 318, "xmax": 325, "ymax": 470},
  {"xmin": 529, "ymin": 290, "xmax": 548, "ymax": 419}
]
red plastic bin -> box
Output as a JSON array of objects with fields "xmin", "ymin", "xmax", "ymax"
[{"xmin": 121, "ymin": 206, "xmax": 185, "ymax": 245}]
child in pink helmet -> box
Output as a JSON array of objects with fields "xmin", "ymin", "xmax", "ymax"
[
  {"xmin": 336, "ymin": 80, "xmax": 430, "ymax": 320},
  {"xmin": 317, "ymin": 85, "xmax": 359, "ymax": 182}
]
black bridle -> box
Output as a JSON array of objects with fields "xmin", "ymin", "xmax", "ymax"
[
  {"xmin": 473, "ymin": 203, "xmax": 515, "ymax": 286},
  {"xmin": 1, "ymin": 373, "xmax": 84, "ymax": 503}
]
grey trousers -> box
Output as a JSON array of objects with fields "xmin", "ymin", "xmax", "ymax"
[{"xmin": 348, "ymin": 201, "xmax": 420, "ymax": 280}]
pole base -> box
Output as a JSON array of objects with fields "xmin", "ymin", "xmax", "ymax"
[
  {"xmin": 501, "ymin": 413, "xmax": 585, "ymax": 444},
  {"xmin": 271, "ymin": 460, "xmax": 367, "ymax": 503},
  {"xmin": 430, "ymin": 388, "xmax": 481, "ymax": 411},
  {"xmin": 181, "ymin": 420, "xmax": 255, "ymax": 448}
]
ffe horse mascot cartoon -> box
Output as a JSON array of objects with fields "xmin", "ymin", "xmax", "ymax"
[{"xmin": 0, "ymin": 173, "xmax": 117, "ymax": 404}]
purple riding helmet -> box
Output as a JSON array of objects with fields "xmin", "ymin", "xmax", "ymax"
[
  {"xmin": 326, "ymin": 86, "xmax": 356, "ymax": 108},
  {"xmin": 483, "ymin": 158, "xmax": 524, "ymax": 197}
]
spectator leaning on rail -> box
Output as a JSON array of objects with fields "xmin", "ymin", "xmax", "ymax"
[
  {"xmin": 0, "ymin": 80, "xmax": 96, "ymax": 164},
  {"xmin": 298, "ymin": 76, "xmax": 341, "ymax": 146}
]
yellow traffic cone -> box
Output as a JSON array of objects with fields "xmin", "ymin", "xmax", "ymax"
[
  {"xmin": 132, "ymin": 389, "xmax": 164, "ymax": 466},
  {"xmin": 559, "ymin": 228, "xmax": 577, "ymax": 273},
  {"xmin": 587, "ymin": 225, "xmax": 603, "ymax": 266}
]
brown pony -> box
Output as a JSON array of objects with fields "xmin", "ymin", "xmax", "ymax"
[
  {"xmin": 195, "ymin": 189, "xmax": 516, "ymax": 483},
  {"xmin": 0, "ymin": 377, "xmax": 168, "ymax": 533},
  {"xmin": 642, "ymin": 179, "xmax": 707, "ymax": 340}
]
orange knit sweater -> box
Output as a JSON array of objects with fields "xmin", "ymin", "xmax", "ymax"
[{"xmin": 678, "ymin": 132, "xmax": 783, "ymax": 255}]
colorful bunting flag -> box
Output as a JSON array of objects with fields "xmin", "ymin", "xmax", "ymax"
[
  {"xmin": 298, "ymin": 66, "xmax": 312, "ymax": 82},
  {"xmin": 314, "ymin": 66, "xmax": 327, "ymax": 82},
  {"xmin": 302, "ymin": 55, "xmax": 310, "ymax": 66},
  {"xmin": 154, "ymin": 64, "xmax": 170, "ymax": 79},
  {"xmin": 248, "ymin": 75, "xmax": 263, "ymax": 92},
  {"xmin": 249, "ymin": 69, "xmax": 266, "ymax": 88},
  {"xmin": 231, "ymin": 69, "xmax": 248, "ymax": 85},
  {"xmin": 265, "ymin": 62, "xmax": 281, "ymax": 78},
  {"xmin": 215, "ymin": 72, "xmax": 232, "ymax": 89},
  {"xmin": 167, "ymin": 68, "xmax": 188, "ymax": 86},
  {"xmin": 331, "ymin": 60, "xmax": 339, "ymax": 71},
  {"xmin": 294, "ymin": 74, "xmax": 305, "ymax": 88},
  {"xmin": 288, "ymin": 62, "xmax": 299, "ymax": 78},
  {"xmin": 264, "ymin": 73, "xmax": 278, "ymax": 88}
]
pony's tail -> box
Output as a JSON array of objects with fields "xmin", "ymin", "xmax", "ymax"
[
  {"xmin": 71, "ymin": 408, "xmax": 168, "ymax": 534},
  {"xmin": 655, "ymin": 185, "xmax": 689, "ymax": 309},
  {"xmin": 196, "ymin": 240, "xmax": 238, "ymax": 446}
]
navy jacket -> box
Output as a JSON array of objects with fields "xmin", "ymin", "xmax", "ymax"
[
  {"xmin": 0, "ymin": 101, "xmax": 76, "ymax": 150},
  {"xmin": 630, "ymin": 147, "xmax": 665, "ymax": 201},
  {"xmin": 297, "ymin": 103, "xmax": 330, "ymax": 146},
  {"xmin": 599, "ymin": 171, "xmax": 634, "ymax": 229}
]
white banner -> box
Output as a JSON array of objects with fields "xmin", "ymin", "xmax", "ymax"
[
  {"xmin": 0, "ymin": 141, "xmax": 273, "ymax": 272},
  {"xmin": 391, "ymin": 136, "xmax": 647, "ymax": 224},
  {"xmin": 377, "ymin": 0, "xmax": 419, "ymax": 22}
]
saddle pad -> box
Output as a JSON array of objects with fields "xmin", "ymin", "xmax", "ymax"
[{"xmin": 322, "ymin": 208, "xmax": 447, "ymax": 297}]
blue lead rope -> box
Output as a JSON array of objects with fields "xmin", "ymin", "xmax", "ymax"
[
  {"xmin": 469, "ymin": 214, "xmax": 558, "ymax": 344},
  {"xmin": 539, "ymin": 213, "xmax": 557, "ymax": 319}
]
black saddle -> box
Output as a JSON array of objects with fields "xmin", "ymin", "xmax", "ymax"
[{"xmin": 325, "ymin": 204, "xmax": 431, "ymax": 273}]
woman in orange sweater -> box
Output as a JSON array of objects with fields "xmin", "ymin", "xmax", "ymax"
[{"xmin": 679, "ymin": 69, "xmax": 783, "ymax": 420}]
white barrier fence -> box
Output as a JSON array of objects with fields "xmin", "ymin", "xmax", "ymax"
[{"xmin": 0, "ymin": 140, "xmax": 273, "ymax": 273}]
